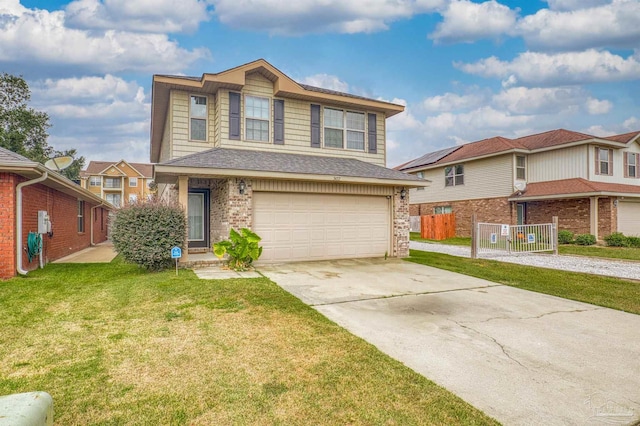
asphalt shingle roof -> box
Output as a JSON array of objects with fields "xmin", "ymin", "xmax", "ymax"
[
  {"xmin": 160, "ymin": 148, "xmax": 424, "ymax": 183},
  {"xmin": 515, "ymin": 178, "xmax": 640, "ymax": 198},
  {"xmin": 0, "ymin": 147, "xmax": 33, "ymax": 164},
  {"xmin": 83, "ymin": 161, "xmax": 153, "ymax": 177}
]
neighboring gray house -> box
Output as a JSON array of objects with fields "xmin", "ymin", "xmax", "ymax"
[{"xmin": 150, "ymin": 59, "xmax": 426, "ymax": 263}]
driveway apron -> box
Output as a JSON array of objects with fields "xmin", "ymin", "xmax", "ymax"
[{"xmin": 259, "ymin": 258, "xmax": 640, "ymax": 426}]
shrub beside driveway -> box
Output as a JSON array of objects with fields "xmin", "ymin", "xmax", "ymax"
[{"xmin": 0, "ymin": 260, "xmax": 498, "ymax": 425}]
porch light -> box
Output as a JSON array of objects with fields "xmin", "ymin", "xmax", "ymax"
[
  {"xmin": 400, "ymin": 188, "xmax": 407, "ymax": 199},
  {"xmin": 238, "ymin": 180, "xmax": 246, "ymax": 195}
]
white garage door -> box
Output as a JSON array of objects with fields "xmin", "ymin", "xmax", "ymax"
[
  {"xmin": 618, "ymin": 201, "xmax": 640, "ymax": 236},
  {"xmin": 254, "ymin": 192, "xmax": 391, "ymax": 262}
]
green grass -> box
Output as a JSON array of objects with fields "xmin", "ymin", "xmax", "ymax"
[
  {"xmin": 0, "ymin": 260, "xmax": 497, "ymax": 425},
  {"xmin": 407, "ymin": 249, "xmax": 640, "ymax": 315},
  {"xmin": 410, "ymin": 233, "xmax": 471, "ymax": 246}
]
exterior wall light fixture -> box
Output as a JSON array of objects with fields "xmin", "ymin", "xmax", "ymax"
[
  {"xmin": 400, "ymin": 188, "xmax": 407, "ymax": 199},
  {"xmin": 238, "ymin": 180, "xmax": 246, "ymax": 195}
]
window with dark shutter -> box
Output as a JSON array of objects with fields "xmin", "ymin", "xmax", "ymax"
[
  {"xmin": 310, "ymin": 104, "xmax": 320, "ymax": 148},
  {"xmin": 368, "ymin": 113, "xmax": 377, "ymax": 153},
  {"xmin": 274, "ymin": 99, "xmax": 284, "ymax": 145},
  {"xmin": 229, "ymin": 92, "xmax": 241, "ymax": 140}
]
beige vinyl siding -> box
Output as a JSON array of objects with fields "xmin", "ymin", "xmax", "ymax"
[
  {"xmin": 590, "ymin": 143, "xmax": 640, "ymax": 184},
  {"xmin": 410, "ymin": 154, "xmax": 513, "ymax": 204},
  {"xmin": 170, "ymin": 91, "xmax": 216, "ymax": 159},
  {"xmin": 528, "ymin": 145, "xmax": 588, "ymax": 183},
  {"xmin": 252, "ymin": 179, "xmax": 394, "ymax": 196},
  {"xmin": 219, "ymin": 73, "xmax": 387, "ymax": 166}
]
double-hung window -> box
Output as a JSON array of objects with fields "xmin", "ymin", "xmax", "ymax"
[
  {"xmin": 106, "ymin": 193, "xmax": 121, "ymax": 208},
  {"xmin": 323, "ymin": 108, "xmax": 365, "ymax": 150},
  {"xmin": 89, "ymin": 176, "xmax": 101, "ymax": 187},
  {"xmin": 626, "ymin": 152, "xmax": 638, "ymax": 178},
  {"xmin": 77, "ymin": 200, "xmax": 85, "ymax": 233},
  {"xmin": 445, "ymin": 164, "xmax": 464, "ymax": 187},
  {"xmin": 516, "ymin": 156, "xmax": 526, "ymax": 180},
  {"xmin": 596, "ymin": 147, "xmax": 612, "ymax": 176},
  {"xmin": 129, "ymin": 177, "xmax": 138, "ymax": 187},
  {"xmin": 245, "ymin": 96, "xmax": 269, "ymax": 142},
  {"xmin": 190, "ymin": 95, "xmax": 207, "ymax": 141}
]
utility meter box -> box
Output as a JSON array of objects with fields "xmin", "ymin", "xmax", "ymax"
[{"xmin": 37, "ymin": 211, "xmax": 51, "ymax": 234}]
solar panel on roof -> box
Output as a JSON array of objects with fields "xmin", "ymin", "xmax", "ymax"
[{"xmin": 399, "ymin": 145, "xmax": 460, "ymax": 170}]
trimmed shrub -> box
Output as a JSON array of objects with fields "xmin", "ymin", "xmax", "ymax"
[
  {"xmin": 626, "ymin": 236, "xmax": 640, "ymax": 248},
  {"xmin": 574, "ymin": 233, "xmax": 596, "ymax": 246},
  {"xmin": 557, "ymin": 230, "xmax": 574, "ymax": 245},
  {"xmin": 604, "ymin": 232, "xmax": 629, "ymax": 247},
  {"xmin": 111, "ymin": 199, "xmax": 186, "ymax": 271}
]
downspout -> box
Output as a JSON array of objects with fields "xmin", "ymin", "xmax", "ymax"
[
  {"xmin": 16, "ymin": 171, "xmax": 48, "ymax": 275},
  {"xmin": 90, "ymin": 203, "xmax": 107, "ymax": 246}
]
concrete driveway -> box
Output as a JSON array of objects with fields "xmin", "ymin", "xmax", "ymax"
[{"xmin": 259, "ymin": 258, "xmax": 640, "ymax": 425}]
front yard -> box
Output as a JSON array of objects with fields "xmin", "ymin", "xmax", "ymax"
[{"xmin": 0, "ymin": 260, "xmax": 497, "ymax": 425}]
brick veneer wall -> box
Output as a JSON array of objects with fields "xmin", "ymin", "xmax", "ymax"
[
  {"xmin": 598, "ymin": 197, "xmax": 616, "ymax": 238},
  {"xmin": 394, "ymin": 186, "xmax": 410, "ymax": 257},
  {"xmin": 209, "ymin": 178, "xmax": 252, "ymax": 244},
  {"xmin": 1, "ymin": 173, "xmax": 109, "ymax": 279},
  {"xmin": 411, "ymin": 197, "xmax": 514, "ymax": 237}
]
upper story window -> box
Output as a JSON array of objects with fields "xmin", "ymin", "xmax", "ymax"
[
  {"xmin": 516, "ymin": 155, "xmax": 526, "ymax": 180},
  {"xmin": 595, "ymin": 147, "xmax": 612, "ymax": 176},
  {"xmin": 323, "ymin": 108, "xmax": 365, "ymax": 150},
  {"xmin": 190, "ymin": 95, "xmax": 207, "ymax": 141},
  {"xmin": 245, "ymin": 96, "xmax": 269, "ymax": 142},
  {"xmin": 625, "ymin": 152, "xmax": 638, "ymax": 178},
  {"xmin": 104, "ymin": 177, "xmax": 121, "ymax": 189},
  {"xmin": 106, "ymin": 193, "xmax": 121, "ymax": 208},
  {"xmin": 445, "ymin": 164, "xmax": 464, "ymax": 187},
  {"xmin": 129, "ymin": 177, "xmax": 138, "ymax": 187},
  {"xmin": 89, "ymin": 176, "xmax": 101, "ymax": 187}
]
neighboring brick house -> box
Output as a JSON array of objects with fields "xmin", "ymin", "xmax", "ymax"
[
  {"xmin": 398, "ymin": 129, "xmax": 640, "ymax": 239},
  {"xmin": 0, "ymin": 147, "xmax": 111, "ymax": 279},
  {"xmin": 80, "ymin": 160, "xmax": 154, "ymax": 207},
  {"xmin": 151, "ymin": 59, "xmax": 426, "ymax": 263}
]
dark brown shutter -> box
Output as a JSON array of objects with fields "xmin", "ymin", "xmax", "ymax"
[
  {"xmin": 624, "ymin": 152, "xmax": 629, "ymax": 178},
  {"xmin": 274, "ymin": 99, "xmax": 284, "ymax": 145},
  {"xmin": 368, "ymin": 113, "xmax": 377, "ymax": 153},
  {"xmin": 310, "ymin": 104, "xmax": 320, "ymax": 148},
  {"xmin": 595, "ymin": 147, "xmax": 600, "ymax": 175},
  {"xmin": 229, "ymin": 92, "xmax": 240, "ymax": 140},
  {"xmin": 608, "ymin": 149, "xmax": 613, "ymax": 176}
]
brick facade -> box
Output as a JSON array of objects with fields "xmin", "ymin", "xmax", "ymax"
[{"xmin": 1, "ymin": 172, "xmax": 109, "ymax": 279}]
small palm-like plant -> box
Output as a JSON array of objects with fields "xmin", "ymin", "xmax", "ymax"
[{"xmin": 213, "ymin": 228, "xmax": 263, "ymax": 271}]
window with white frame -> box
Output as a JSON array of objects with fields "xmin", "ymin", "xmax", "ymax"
[
  {"xmin": 596, "ymin": 147, "xmax": 612, "ymax": 175},
  {"xmin": 516, "ymin": 155, "xmax": 526, "ymax": 180},
  {"xmin": 129, "ymin": 177, "xmax": 138, "ymax": 187},
  {"xmin": 245, "ymin": 96, "xmax": 269, "ymax": 142},
  {"xmin": 190, "ymin": 95, "xmax": 207, "ymax": 141},
  {"xmin": 89, "ymin": 176, "xmax": 101, "ymax": 187},
  {"xmin": 105, "ymin": 193, "xmax": 121, "ymax": 208},
  {"xmin": 77, "ymin": 200, "xmax": 85, "ymax": 232},
  {"xmin": 626, "ymin": 152, "xmax": 638, "ymax": 178},
  {"xmin": 445, "ymin": 164, "xmax": 464, "ymax": 187},
  {"xmin": 104, "ymin": 177, "xmax": 121, "ymax": 188},
  {"xmin": 434, "ymin": 206, "xmax": 452, "ymax": 214},
  {"xmin": 323, "ymin": 108, "xmax": 365, "ymax": 150}
]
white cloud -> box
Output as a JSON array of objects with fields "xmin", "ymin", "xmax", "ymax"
[
  {"xmin": 545, "ymin": 0, "xmax": 615, "ymax": 11},
  {"xmin": 422, "ymin": 91, "xmax": 485, "ymax": 112},
  {"xmin": 32, "ymin": 74, "xmax": 142, "ymax": 102},
  {"xmin": 65, "ymin": 0, "xmax": 211, "ymax": 33},
  {"xmin": 517, "ymin": 0, "xmax": 640, "ymax": 51},
  {"xmin": 622, "ymin": 117, "xmax": 640, "ymax": 131},
  {"xmin": 300, "ymin": 74, "xmax": 350, "ymax": 92},
  {"xmin": 429, "ymin": 0, "xmax": 518, "ymax": 43},
  {"xmin": 457, "ymin": 50, "xmax": 640, "ymax": 86},
  {"xmin": 0, "ymin": 4, "xmax": 209, "ymax": 74},
  {"xmin": 210, "ymin": 0, "xmax": 445, "ymax": 35},
  {"xmin": 585, "ymin": 97, "xmax": 613, "ymax": 115}
]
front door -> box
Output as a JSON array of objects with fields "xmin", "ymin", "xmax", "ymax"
[
  {"xmin": 188, "ymin": 189, "xmax": 210, "ymax": 248},
  {"xmin": 517, "ymin": 203, "xmax": 526, "ymax": 225}
]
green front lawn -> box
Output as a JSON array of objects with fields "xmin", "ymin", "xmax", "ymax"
[
  {"xmin": 0, "ymin": 260, "xmax": 497, "ymax": 425},
  {"xmin": 410, "ymin": 233, "xmax": 472, "ymax": 246},
  {"xmin": 407, "ymin": 250, "xmax": 640, "ymax": 315}
]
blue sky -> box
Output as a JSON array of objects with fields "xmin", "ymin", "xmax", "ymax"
[{"xmin": 1, "ymin": 0, "xmax": 639, "ymax": 168}]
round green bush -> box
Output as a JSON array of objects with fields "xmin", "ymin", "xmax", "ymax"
[
  {"xmin": 574, "ymin": 233, "xmax": 596, "ymax": 246},
  {"xmin": 603, "ymin": 232, "xmax": 629, "ymax": 247},
  {"xmin": 111, "ymin": 199, "xmax": 186, "ymax": 271},
  {"xmin": 626, "ymin": 236, "xmax": 640, "ymax": 248},
  {"xmin": 557, "ymin": 230, "xmax": 574, "ymax": 245}
]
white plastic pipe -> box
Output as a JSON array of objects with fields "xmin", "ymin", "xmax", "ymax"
[{"xmin": 16, "ymin": 171, "xmax": 48, "ymax": 275}]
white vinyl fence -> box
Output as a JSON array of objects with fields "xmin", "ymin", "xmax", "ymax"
[{"xmin": 473, "ymin": 217, "xmax": 558, "ymax": 258}]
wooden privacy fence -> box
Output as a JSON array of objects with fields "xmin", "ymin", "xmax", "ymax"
[{"xmin": 420, "ymin": 213, "xmax": 456, "ymax": 240}]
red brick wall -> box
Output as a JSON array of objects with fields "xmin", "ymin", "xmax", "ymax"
[
  {"xmin": 0, "ymin": 173, "xmax": 17, "ymax": 279},
  {"xmin": 1, "ymin": 173, "xmax": 109, "ymax": 279},
  {"xmin": 598, "ymin": 197, "xmax": 616, "ymax": 238}
]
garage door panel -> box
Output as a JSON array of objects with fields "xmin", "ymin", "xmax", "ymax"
[
  {"xmin": 254, "ymin": 192, "xmax": 390, "ymax": 262},
  {"xmin": 618, "ymin": 202, "xmax": 640, "ymax": 236}
]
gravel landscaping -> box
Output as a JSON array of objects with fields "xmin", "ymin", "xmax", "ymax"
[{"xmin": 410, "ymin": 241, "xmax": 640, "ymax": 281}]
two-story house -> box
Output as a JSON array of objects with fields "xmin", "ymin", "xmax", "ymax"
[
  {"xmin": 399, "ymin": 129, "xmax": 640, "ymax": 239},
  {"xmin": 80, "ymin": 160, "xmax": 154, "ymax": 207},
  {"xmin": 150, "ymin": 59, "xmax": 426, "ymax": 263}
]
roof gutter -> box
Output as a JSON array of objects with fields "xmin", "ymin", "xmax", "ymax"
[
  {"xmin": 508, "ymin": 191, "xmax": 640, "ymax": 202},
  {"xmin": 16, "ymin": 170, "xmax": 48, "ymax": 275}
]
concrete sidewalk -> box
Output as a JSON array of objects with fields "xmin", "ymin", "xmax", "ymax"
[{"xmin": 53, "ymin": 241, "xmax": 117, "ymax": 263}]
